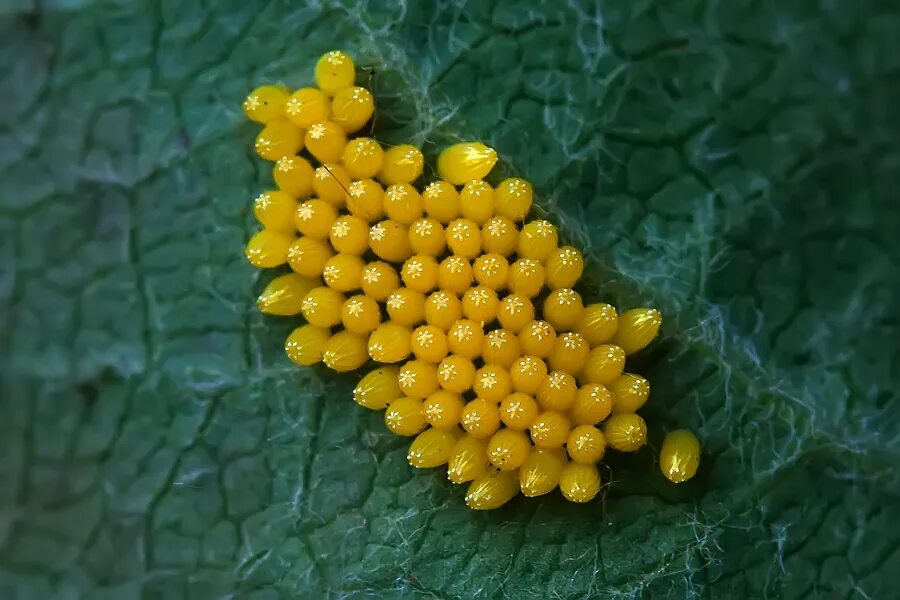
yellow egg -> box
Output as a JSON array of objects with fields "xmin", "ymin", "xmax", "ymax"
[
  {"xmin": 495, "ymin": 177, "xmax": 533, "ymax": 221},
  {"xmin": 659, "ymin": 429, "xmax": 701, "ymax": 483},
  {"xmin": 482, "ymin": 216, "xmax": 518, "ymax": 256},
  {"xmin": 384, "ymin": 397, "xmax": 427, "ymax": 437},
  {"xmin": 519, "ymin": 320, "xmax": 557, "ymax": 358},
  {"xmin": 253, "ymin": 190, "xmax": 297, "ymax": 233},
  {"xmin": 367, "ymin": 322, "xmax": 412, "ymax": 363},
  {"xmin": 422, "ymin": 180, "xmax": 460, "ymax": 224},
  {"xmin": 401, "ymin": 255, "xmax": 439, "ymax": 293},
  {"xmin": 611, "ymin": 308, "xmax": 663, "ymax": 355},
  {"xmin": 497, "ymin": 294, "xmax": 535, "ymax": 332},
  {"xmin": 424, "ymin": 290, "xmax": 463, "ymax": 331},
  {"xmin": 519, "ymin": 448, "xmax": 565, "ymax": 497},
  {"xmin": 537, "ymin": 370, "xmax": 577, "ymax": 411},
  {"xmin": 360, "ymin": 261, "xmax": 400, "ymax": 301},
  {"xmin": 386, "ymin": 288, "xmax": 426, "ymax": 327},
  {"xmin": 346, "ymin": 179, "xmax": 384, "ymax": 222},
  {"xmin": 378, "ymin": 144, "xmax": 424, "ymax": 185},
  {"xmin": 472, "ymin": 254, "xmax": 509, "ymax": 290},
  {"xmin": 437, "ymin": 256, "xmax": 473, "ymax": 295},
  {"xmin": 330, "ymin": 86, "xmax": 374, "ymax": 133},
  {"xmin": 547, "ymin": 332, "xmax": 589, "ymax": 374},
  {"xmin": 408, "ymin": 218, "xmax": 446, "ymax": 256},
  {"xmin": 369, "ymin": 220, "xmax": 412, "ymax": 263},
  {"xmin": 487, "ymin": 429, "xmax": 531, "ymax": 471},
  {"xmin": 353, "ymin": 366, "xmax": 401, "ymax": 410},
  {"xmin": 604, "ymin": 413, "xmax": 648, "ymax": 452},
  {"xmin": 329, "ymin": 214, "xmax": 370, "ymax": 255},
  {"xmin": 577, "ymin": 303, "xmax": 618, "ymax": 346},
  {"xmin": 287, "ymin": 237, "xmax": 333, "ymax": 278},
  {"xmin": 245, "ymin": 229, "xmax": 294, "ymax": 268},
  {"xmin": 384, "ymin": 183, "xmax": 424, "ymax": 225},
  {"xmin": 559, "ymin": 462, "xmax": 601, "ymax": 503},
  {"xmin": 411, "ymin": 325, "xmax": 450, "ymax": 363},
  {"xmin": 322, "ymin": 331, "xmax": 369, "ymax": 372},
  {"xmin": 517, "ymin": 219, "xmax": 558, "ymax": 261},
  {"xmin": 341, "ymin": 294, "xmax": 381, "ymax": 334},
  {"xmin": 580, "ymin": 344, "xmax": 626, "ymax": 385},
  {"xmin": 313, "ymin": 163, "xmax": 351, "ymax": 209},
  {"xmin": 459, "ymin": 180, "xmax": 495, "ymax": 224},
  {"xmin": 446, "ymin": 218, "xmax": 482, "ymax": 258},
  {"xmin": 566, "ymin": 425, "xmax": 606, "ymax": 464},
  {"xmin": 509, "ymin": 355, "xmax": 548, "ymax": 395},
  {"xmin": 305, "ymin": 121, "xmax": 347, "ymax": 164},
  {"xmin": 398, "ymin": 360, "xmax": 440, "ymax": 398},
  {"xmin": 294, "ymin": 199, "xmax": 338, "ymax": 239},
  {"xmin": 473, "ymin": 364, "xmax": 512, "ymax": 402},
  {"xmin": 437, "ymin": 142, "xmax": 498, "ymax": 185},
  {"xmin": 543, "ymin": 288, "xmax": 584, "ymax": 332},
  {"xmin": 448, "ymin": 435, "xmax": 491, "ymax": 484},
  {"xmin": 481, "ymin": 329, "xmax": 521, "ymax": 368},
  {"xmin": 460, "ymin": 398, "xmax": 501, "ymax": 439},
  {"xmin": 437, "ymin": 355, "xmax": 476, "ymax": 393},
  {"xmin": 257, "ymin": 273, "xmax": 318, "ymax": 316},
  {"xmin": 609, "ymin": 373, "xmax": 650, "ymax": 414},
  {"xmin": 408, "ymin": 427, "xmax": 458, "ymax": 468},
  {"xmin": 341, "ymin": 137, "xmax": 383, "ymax": 179},
  {"xmin": 300, "ymin": 286, "xmax": 345, "ymax": 328},
  {"xmin": 315, "ymin": 50, "xmax": 356, "ymax": 96},
  {"xmin": 255, "ymin": 119, "xmax": 304, "ymax": 161},
  {"xmin": 529, "ymin": 411, "xmax": 571, "ymax": 449},
  {"xmin": 284, "ymin": 87, "xmax": 330, "ymax": 128},
  {"xmin": 242, "ymin": 84, "xmax": 289, "ymax": 123},
  {"xmin": 273, "ymin": 155, "xmax": 315, "ymax": 198},
  {"xmin": 507, "ymin": 259, "xmax": 546, "ymax": 297},
  {"xmin": 423, "ymin": 390, "xmax": 464, "ymax": 430},
  {"xmin": 465, "ymin": 470, "xmax": 521, "ymax": 510},
  {"xmin": 284, "ymin": 324, "xmax": 331, "ymax": 366},
  {"xmin": 546, "ymin": 246, "xmax": 584, "ymax": 289},
  {"xmin": 570, "ymin": 384, "xmax": 613, "ymax": 426},
  {"xmin": 499, "ymin": 392, "xmax": 539, "ymax": 430},
  {"xmin": 447, "ymin": 319, "xmax": 484, "ymax": 359},
  {"xmin": 461, "ymin": 286, "xmax": 499, "ymax": 323}
]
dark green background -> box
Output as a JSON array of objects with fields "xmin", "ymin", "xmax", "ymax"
[{"xmin": 2, "ymin": 0, "xmax": 899, "ymax": 598}]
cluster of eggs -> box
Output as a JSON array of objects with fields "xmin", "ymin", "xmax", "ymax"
[{"xmin": 242, "ymin": 50, "xmax": 701, "ymax": 510}]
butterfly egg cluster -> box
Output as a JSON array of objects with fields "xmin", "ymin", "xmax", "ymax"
[{"xmin": 243, "ymin": 50, "xmax": 701, "ymax": 510}]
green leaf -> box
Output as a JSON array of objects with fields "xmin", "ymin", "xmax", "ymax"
[{"xmin": 2, "ymin": 1, "xmax": 899, "ymax": 598}]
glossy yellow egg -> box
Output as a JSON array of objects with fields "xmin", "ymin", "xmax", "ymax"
[
  {"xmin": 487, "ymin": 429, "xmax": 531, "ymax": 471},
  {"xmin": 422, "ymin": 180, "xmax": 460, "ymax": 224},
  {"xmin": 300, "ymin": 286, "xmax": 345, "ymax": 328},
  {"xmin": 494, "ymin": 177, "xmax": 533, "ymax": 221},
  {"xmin": 242, "ymin": 84, "xmax": 289, "ymax": 123},
  {"xmin": 547, "ymin": 332, "xmax": 590, "ymax": 374},
  {"xmin": 543, "ymin": 288, "xmax": 584, "ymax": 332},
  {"xmin": 408, "ymin": 217, "xmax": 446, "ymax": 256},
  {"xmin": 245, "ymin": 229, "xmax": 294, "ymax": 268},
  {"xmin": 341, "ymin": 294, "xmax": 381, "ymax": 334},
  {"xmin": 386, "ymin": 288, "xmax": 426, "ymax": 327},
  {"xmin": 341, "ymin": 137, "xmax": 383, "ymax": 179},
  {"xmin": 507, "ymin": 259, "xmax": 546, "ymax": 297},
  {"xmin": 509, "ymin": 355, "xmax": 548, "ymax": 395},
  {"xmin": 369, "ymin": 220, "xmax": 412, "ymax": 262},
  {"xmin": 604, "ymin": 413, "xmax": 648, "ymax": 452},
  {"xmin": 517, "ymin": 219, "xmax": 558, "ymax": 261},
  {"xmin": 257, "ymin": 273, "xmax": 318, "ymax": 316},
  {"xmin": 287, "ymin": 237, "xmax": 333, "ymax": 278},
  {"xmin": 448, "ymin": 435, "xmax": 490, "ymax": 484},
  {"xmin": 255, "ymin": 119, "xmax": 304, "ymax": 161},
  {"xmin": 347, "ymin": 179, "xmax": 385, "ymax": 222},
  {"xmin": 447, "ymin": 319, "xmax": 484, "ymax": 359},
  {"xmin": 312, "ymin": 163, "xmax": 351, "ymax": 209},
  {"xmin": 577, "ymin": 303, "xmax": 618, "ymax": 345},
  {"xmin": 322, "ymin": 330, "xmax": 369, "ymax": 372},
  {"xmin": 519, "ymin": 448, "xmax": 565, "ymax": 497},
  {"xmin": 284, "ymin": 87, "xmax": 329, "ymax": 128},
  {"xmin": 305, "ymin": 121, "xmax": 347, "ymax": 164},
  {"xmin": 367, "ymin": 322, "xmax": 412, "ymax": 363},
  {"xmin": 353, "ymin": 366, "xmax": 401, "ymax": 410},
  {"xmin": 472, "ymin": 254, "xmax": 509, "ymax": 290},
  {"xmin": 609, "ymin": 373, "xmax": 650, "ymax": 414},
  {"xmin": 537, "ymin": 371, "xmax": 577, "ymax": 411},
  {"xmin": 437, "ymin": 355, "xmax": 476, "ymax": 393},
  {"xmin": 459, "ymin": 180, "xmax": 495, "ymax": 224},
  {"xmin": 378, "ymin": 144, "xmax": 424, "ymax": 185},
  {"xmin": 329, "ymin": 214, "xmax": 369, "ymax": 255},
  {"xmin": 437, "ymin": 256, "xmax": 474, "ymax": 295},
  {"xmin": 411, "ymin": 325, "xmax": 450, "ymax": 363},
  {"xmin": 481, "ymin": 329, "xmax": 522, "ymax": 368},
  {"xmin": 500, "ymin": 392, "xmax": 539, "ymax": 430},
  {"xmin": 570, "ymin": 384, "xmax": 613, "ymax": 426},
  {"xmin": 546, "ymin": 246, "xmax": 584, "ymax": 289},
  {"xmin": 401, "ymin": 255, "xmax": 439, "ymax": 293},
  {"xmin": 294, "ymin": 199, "xmax": 338, "ymax": 239},
  {"xmin": 659, "ymin": 429, "xmax": 701, "ymax": 483},
  {"xmin": 473, "ymin": 364, "xmax": 512, "ymax": 402},
  {"xmin": 398, "ymin": 360, "xmax": 440, "ymax": 398},
  {"xmin": 566, "ymin": 425, "xmax": 606, "ymax": 464},
  {"xmin": 580, "ymin": 344, "xmax": 626, "ymax": 385},
  {"xmin": 423, "ymin": 390, "xmax": 464, "ymax": 430},
  {"xmin": 408, "ymin": 427, "xmax": 458, "ymax": 468},
  {"xmin": 315, "ymin": 50, "xmax": 356, "ymax": 96},
  {"xmin": 360, "ymin": 261, "xmax": 400, "ymax": 301},
  {"xmin": 273, "ymin": 155, "xmax": 315, "ymax": 198},
  {"xmin": 384, "ymin": 183, "xmax": 424, "ymax": 225},
  {"xmin": 519, "ymin": 320, "xmax": 557, "ymax": 358},
  {"xmin": 559, "ymin": 462, "xmax": 601, "ymax": 503},
  {"xmin": 497, "ymin": 294, "xmax": 535, "ymax": 332},
  {"xmin": 611, "ymin": 308, "xmax": 662, "ymax": 355},
  {"xmin": 481, "ymin": 216, "xmax": 518, "ymax": 256},
  {"xmin": 437, "ymin": 142, "xmax": 498, "ymax": 185},
  {"xmin": 284, "ymin": 324, "xmax": 331, "ymax": 366},
  {"xmin": 424, "ymin": 290, "xmax": 463, "ymax": 331},
  {"xmin": 529, "ymin": 411, "xmax": 571, "ymax": 449},
  {"xmin": 446, "ymin": 218, "xmax": 482, "ymax": 258},
  {"xmin": 460, "ymin": 398, "xmax": 501, "ymax": 439},
  {"xmin": 384, "ymin": 397, "xmax": 427, "ymax": 437},
  {"xmin": 462, "ymin": 286, "xmax": 499, "ymax": 323},
  {"xmin": 253, "ymin": 190, "xmax": 297, "ymax": 233},
  {"xmin": 330, "ymin": 85, "xmax": 374, "ymax": 133},
  {"xmin": 465, "ymin": 470, "xmax": 520, "ymax": 510}
]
